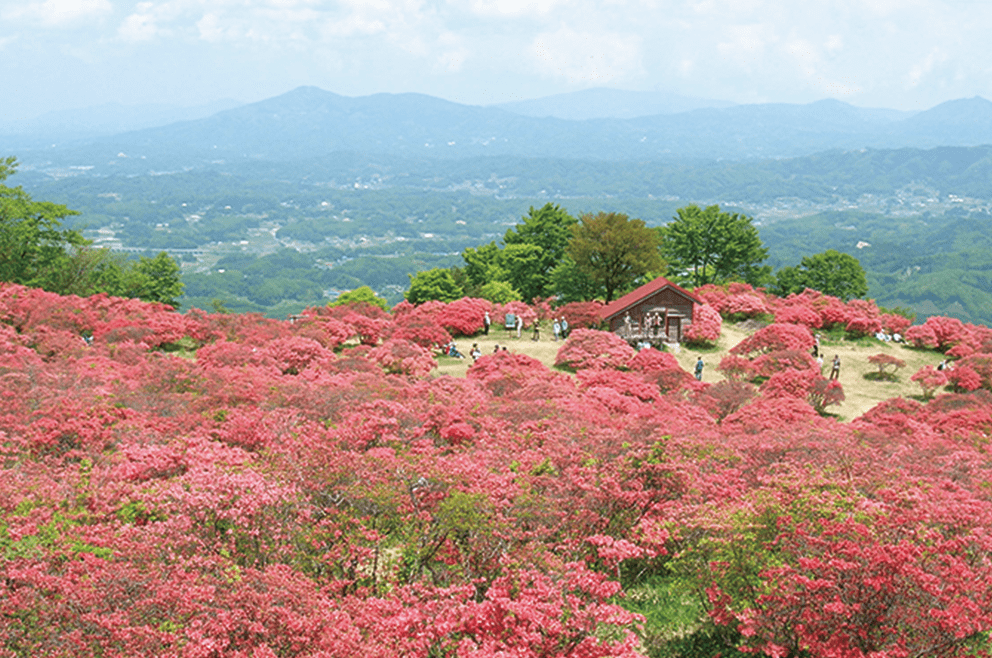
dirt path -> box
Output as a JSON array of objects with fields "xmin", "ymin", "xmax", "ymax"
[{"xmin": 434, "ymin": 323, "xmax": 938, "ymax": 422}]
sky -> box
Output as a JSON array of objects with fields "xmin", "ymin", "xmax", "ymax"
[{"xmin": 3, "ymin": 0, "xmax": 992, "ymax": 121}]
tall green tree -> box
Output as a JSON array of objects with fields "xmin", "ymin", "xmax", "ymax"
[
  {"xmin": 331, "ymin": 285, "xmax": 390, "ymax": 311},
  {"xmin": 566, "ymin": 211, "xmax": 662, "ymax": 303},
  {"xmin": 661, "ymin": 204, "xmax": 770, "ymax": 287},
  {"xmin": 773, "ymin": 249, "xmax": 868, "ymax": 301},
  {"xmin": 2, "ymin": 157, "xmax": 185, "ymax": 306},
  {"xmin": 502, "ymin": 203, "xmax": 577, "ymax": 298},
  {"xmin": 406, "ymin": 268, "xmax": 463, "ymax": 304},
  {"xmin": 0, "ymin": 156, "xmax": 85, "ymax": 288}
]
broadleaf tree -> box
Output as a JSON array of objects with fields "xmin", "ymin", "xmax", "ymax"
[
  {"xmin": 661, "ymin": 204, "xmax": 770, "ymax": 288},
  {"xmin": 406, "ymin": 267, "xmax": 464, "ymax": 304},
  {"xmin": 0, "ymin": 156, "xmax": 84, "ymax": 288},
  {"xmin": 565, "ymin": 211, "xmax": 663, "ymax": 303},
  {"xmin": 773, "ymin": 249, "xmax": 869, "ymax": 301},
  {"xmin": 503, "ymin": 203, "xmax": 577, "ymax": 297}
]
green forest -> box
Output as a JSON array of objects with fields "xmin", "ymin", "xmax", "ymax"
[{"xmin": 10, "ymin": 145, "xmax": 992, "ymax": 324}]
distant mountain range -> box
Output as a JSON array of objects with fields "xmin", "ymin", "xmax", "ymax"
[
  {"xmin": 492, "ymin": 88, "xmax": 737, "ymax": 119},
  {"xmin": 5, "ymin": 87, "xmax": 992, "ymax": 172}
]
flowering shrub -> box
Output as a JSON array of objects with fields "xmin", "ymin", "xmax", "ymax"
[
  {"xmin": 905, "ymin": 316, "xmax": 969, "ymax": 352},
  {"xmin": 774, "ymin": 303, "xmax": 823, "ymax": 329},
  {"xmin": 5, "ymin": 284, "xmax": 992, "ymax": 658},
  {"xmin": 466, "ymin": 350, "xmax": 558, "ymax": 397},
  {"xmin": 692, "ymin": 380, "xmax": 757, "ymax": 422},
  {"xmin": 845, "ymin": 313, "xmax": 882, "ymax": 337},
  {"xmin": 367, "ymin": 338, "xmax": 436, "ymax": 376},
  {"xmin": 555, "ymin": 328, "xmax": 636, "ymax": 371},
  {"xmin": 911, "ymin": 365, "xmax": 948, "ymax": 400},
  {"xmin": 436, "ymin": 297, "xmax": 491, "ymax": 336},
  {"xmin": 264, "ymin": 336, "xmax": 335, "ymax": 374},
  {"xmin": 751, "ymin": 349, "xmax": 819, "ymax": 379},
  {"xmin": 554, "ymin": 300, "xmax": 605, "ymax": 330},
  {"xmin": 387, "ymin": 310, "xmax": 451, "ymax": 349},
  {"xmin": 717, "ymin": 354, "xmax": 756, "ymax": 382},
  {"xmin": 496, "ymin": 300, "xmax": 538, "ymax": 328},
  {"xmin": 880, "ymin": 312, "xmax": 912, "ymax": 336},
  {"xmin": 683, "ymin": 304, "xmax": 722, "ymax": 346},
  {"xmin": 730, "ymin": 323, "xmax": 814, "ymax": 357},
  {"xmin": 867, "ymin": 353, "xmax": 906, "ymax": 379},
  {"xmin": 722, "ymin": 292, "xmax": 769, "ymax": 320}
]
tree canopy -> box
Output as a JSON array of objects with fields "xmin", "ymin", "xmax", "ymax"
[
  {"xmin": 0, "ymin": 156, "xmax": 84, "ymax": 289},
  {"xmin": 565, "ymin": 211, "xmax": 662, "ymax": 303},
  {"xmin": 660, "ymin": 204, "xmax": 769, "ymax": 288},
  {"xmin": 774, "ymin": 249, "xmax": 869, "ymax": 301},
  {"xmin": 503, "ymin": 203, "xmax": 577, "ymax": 298},
  {"xmin": 406, "ymin": 267, "xmax": 463, "ymax": 304},
  {"xmin": 1, "ymin": 157, "xmax": 185, "ymax": 307}
]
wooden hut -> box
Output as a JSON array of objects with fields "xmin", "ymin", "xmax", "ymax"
[{"xmin": 599, "ymin": 276, "xmax": 701, "ymax": 344}]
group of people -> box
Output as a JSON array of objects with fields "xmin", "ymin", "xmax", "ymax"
[
  {"xmin": 875, "ymin": 331, "xmax": 903, "ymax": 343},
  {"xmin": 445, "ymin": 341, "xmax": 510, "ymax": 362},
  {"xmin": 510, "ymin": 314, "xmax": 569, "ymax": 341}
]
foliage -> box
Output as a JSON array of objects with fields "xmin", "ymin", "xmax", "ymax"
[
  {"xmin": 0, "ymin": 157, "xmax": 85, "ymax": 290},
  {"xmin": 911, "ymin": 364, "xmax": 948, "ymax": 400},
  {"xmin": 683, "ymin": 303, "xmax": 722, "ymax": 346},
  {"xmin": 331, "ymin": 285, "xmax": 391, "ymax": 311},
  {"xmin": 867, "ymin": 353, "xmax": 907, "ymax": 380},
  {"xmin": 5, "ymin": 282, "xmax": 992, "ymax": 658},
  {"xmin": 368, "ymin": 338, "xmax": 436, "ymax": 376},
  {"xmin": 661, "ymin": 204, "xmax": 770, "ymax": 287},
  {"xmin": 549, "ymin": 253, "xmax": 604, "ymax": 304},
  {"xmin": 478, "ymin": 280, "xmax": 521, "ymax": 304},
  {"xmin": 773, "ymin": 249, "xmax": 869, "ymax": 301},
  {"xmin": 406, "ymin": 267, "xmax": 463, "ymax": 304},
  {"xmin": 567, "ymin": 211, "xmax": 663, "ymax": 303},
  {"xmin": 730, "ymin": 323, "xmax": 814, "ymax": 357},
  {"xmin": 1, "ymin": 159, "xmax": 183, "ymax": 306},
  {"xmin": 553, "ymin": 300, "xmax": 605, "ymax": 331},
  {"xmin": 503, "ymin": 203, "xmax": 578, "ymax": 300},
  {"xmin": 554, "ymin": 328, "xmax": 637, "ymax": 371}
]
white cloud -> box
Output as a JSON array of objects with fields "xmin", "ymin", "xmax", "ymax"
[
  {"xmin": 531, "ymin": 25, "xmax": 642, "ymax": 84},
  {"xmin": 905, "ymin": 47, "xmax": 949, "ymax": 88},
  {"xmin": 433, "ymin": 32, "xmax": 470, "ymax": 73},
  {"xmin": 118, "ymin": 7, "xmax": 161, "ymax": 42},
  {"xmin": 5, "ymin": 0, "xmax": 112, "ymax": 27},
  {"xmin": 716, "ymin": 24, "xmax": 771, "ymax": 70},
  {"xmin": 468, "ymin": 0, "xmax": 568, "ymax": 18}
]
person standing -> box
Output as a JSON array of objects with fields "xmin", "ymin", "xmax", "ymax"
[
  {"xmin": 532, "ymin": 319, "xmax": 540, "ymax": 341},
  {"xmin": 560, "ymin": 317, "xmax": 569, "ymax": 339},
  {"xmin": 515, "ymin": 315, "xmax": 523, "ymax": 339},
  {"xmin": 553, "ymin": 318, "xmax": 561, "ymax": 341},
  {"xmin": 830, "ymin": 355, "xmax": 841, "ymax": 380},
  {"xmin": 484, "ymin": 311, "xmax": 491, "ymax": 336},
  {"xmin": 694, "ymin": 357, "xmax": 704, "ymax": 381}
]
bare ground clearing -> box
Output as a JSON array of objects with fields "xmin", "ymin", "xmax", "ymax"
[{"xmin": 433, "ymin": 322, "xmax": 942, "ymax": 422}]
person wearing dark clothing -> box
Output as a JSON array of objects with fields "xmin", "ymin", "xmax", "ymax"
[
  {"xmin": 830, "ymin": 355, "xmax": 841, "ymax": 380},
  {"xmin": 694, "ymin": 357, "xmax": 704, "ymax": 381}
]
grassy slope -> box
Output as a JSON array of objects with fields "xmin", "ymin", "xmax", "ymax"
[{"xmin": 434, "ymin": 322, "xmax": 941, "ymax": 422}]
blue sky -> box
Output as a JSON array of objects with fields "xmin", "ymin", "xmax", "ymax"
[{"xmin": 3, "ymin": 0, "xmax": 991, "ymax": 121}]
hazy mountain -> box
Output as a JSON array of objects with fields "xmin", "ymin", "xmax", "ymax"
[
  {"xmin": 11, "ymin": 87, "xmax": 992, "ymax": 174},
  {"xmin": 0, "ymin": 98, "xmax": 244, "ymax": 148},
  {"xmin": 881, "ymin": 97, "xmax": 992, "ymax": 147},
  {"xmin": 493, "ymin": 87, "xmax": 735, "ymax": 120}
]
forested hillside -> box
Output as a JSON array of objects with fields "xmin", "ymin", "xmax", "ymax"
[{"xmin": 6, "ymin": 87, "xmax": 992, "ymax": 321}]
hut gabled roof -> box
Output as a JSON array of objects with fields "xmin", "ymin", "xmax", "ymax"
[{"xmin": 599, "ymin": 276, "xmax": 702, "ymax": 321}]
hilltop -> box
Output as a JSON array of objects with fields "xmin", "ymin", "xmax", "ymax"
[{"xmin": 2, "ymin": 281, "xmax": 992, "ymax": 656}]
